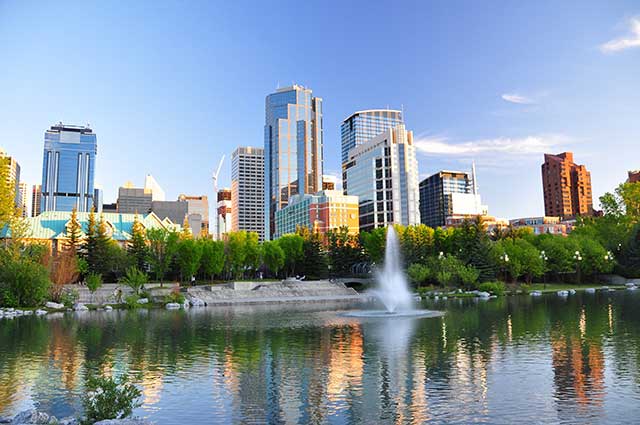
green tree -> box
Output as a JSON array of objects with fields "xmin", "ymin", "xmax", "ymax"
[
  {"xmin": 407, "ymin": 263, "xmax": 431, "ymax": 286},
  {"xmin": 146, "ymin": 228, "xmax": 179, "ymax": 284},
  {"xmin": 176, "ymin": 238, "xmax": 202, "ymax": 282},
  {"xmin": 82, "ymin": 373, "xmax": 142, "ymax": 424},
  {"xmin": 0, "ymin": 156, "xmax": 16, "ymax": 230},
  {"xmin": 66, "ymin": 207, "xmax": 83, "ymax": 254},
  {"xmin": 296, "ymin": 227, "xmax": 328, "ymax": 278},
  {"xmin": 86, "ymin": 273, "xmax": 103, "ymax": 303},
  {"xmin": 225, "ymin": 231, "xmax": 248, "ymax": 279},
  {"xmin": 277, "ymin": 233, "xmax": 304, "ymax": 277},
  {"xmin": 399, "ymin": 224, "xmax": 435, "ymax": 265},
  {"xmin": 244, "ymin": 231, "xmax": 261, "ymax": 276},
  {"xmin": 0, "ymin": 253, "xmax": 51, "ymax": 307},
  {"xmin": 326, "ymin": 227, "xmax": 363, "ymax": 276},
  {"xmin": 199, "ymin": 238, "xmax": 225, "ymax": 281},
  {"xmin": 494, "ymin": 238, "xmax": 544, "ymax": 284},
  {"xmin": 119, "ymin": 266, "xmax": 147, "ymax": 295},
  {"xmin": 128, "ymin": 215, "xmax": 149, "ymax": 271},
  {"xmin": 361, "ymin": 227, "xmax": 386, "ymax": 264},
  {"xmin": 180, "ymin": 216, "xmax": 192, "ymax": 239},
  {"xmin": 262, "ymin": 240, "xmax": 285, "ymax": 277}
]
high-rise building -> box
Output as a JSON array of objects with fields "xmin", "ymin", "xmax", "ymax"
[
  {"xmin": 322, "ymin": 175, "xmax": 337, "ymax": 191},
  {"xmin": 419, "ymin": 165, "xmax": 486, "ymax": 229},
  {"xmin": 231, "ymin": 146, "xmax": 264, "ymax": 241},
  {"xmin": 264, "ymin": 85, "xmax": 323, "ymax": 239},
  {"xmin": 0, "ymin": 147, "xmax": 21, "ymax": 206},
  {"xmin": 627, "ymin": 170, "xmax": 640, "ymax": 183},
  {"xmin": 41, "ymin": 123, "xmax": 97, "ymax": 212},
  {"xmin": 117, "ymin": 182, "xmax": 153, "ymax": 214},
  {"xmin": 17, "ymin": 182, "xmax": 29, "ymax": 217},
  {"xmin": 93, "ymin": 187, "xmax": 103, "ymax": 213},
  {"xmin": 144, "ymin": 174, "xmax": 165, "ymax": 201},
  {"xmin": 31, "ymin": 184, "xmax": 41, "ymax": 217},
  {"xmin": 217, "ymin": 188, "xmax": 232, "ymax": 239},
  {"xmin": 275, "ymin": 190, "xmax": 359, "ymax": 238},
  {"xmin": 344, "ymin": 124, "xmax": 420, "ymax": 232},
  {"xmin": 179, "ymin": 194, "xmax": 209, "ymax": 235},
  {"xmin": 542, "ymin": 152, "xmax": 593, "ymax": 218},
  {"xmin": 340, "ymin": 109, "xmax": 403, "ymax": 167},
  {"xmin": 151, "ymin": 200, "xmax": 188, "ymax": 226}
]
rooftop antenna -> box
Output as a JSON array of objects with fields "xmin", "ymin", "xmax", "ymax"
[{"xmin": 212, "ymin": 155, "xmax": 225, "ymax": 240}]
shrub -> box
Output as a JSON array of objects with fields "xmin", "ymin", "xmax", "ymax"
[
  {"xmin": 119, "ymin": 267, "xmax": 147, "ymax": 295},
  {"xmin": 86, "ymin": 273, "xmax": 103, "ymax": 295},
  {"xmin": 81, "ymin": 373, "xmax": 142, "ymax": 424},
  {"xmin": 124, "ymin": 294, "xmax": 140, "ymax": 309},
  {"xmin": 164, "ymin": 288, "xmax": 185, "ymax": 304},
  {"xmin": 478, "ymin": 281, "xmax": 506, "ymax": 296},
  {"xmin": 60, "ymin": 289, "xmax": 80, "ymax": 308},
  {"xmin": 0, "ymin": 255, "xmax": 51, "ymax": 307},
  {"xmin": 407, "ymin": 263, "xmax": 431, "ymax": 286}
]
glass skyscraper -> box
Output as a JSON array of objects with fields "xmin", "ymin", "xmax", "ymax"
[
  {"xmin": 344, "ymin": 124, "xmax": 420, "ymax": 232},
  {"xmin": 41, "ymin": 123, "xmax": 97, "ymax": 212},
  {"xmin": 340, "ymin": 109, "xmax": 403, "ymax": 165},
  {"xmin": 264, "ymin": 85, "xmax": 323, "ymax": 239}
]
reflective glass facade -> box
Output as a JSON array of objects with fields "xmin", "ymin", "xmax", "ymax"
[
  {"xmin": 340, "ymin": 110, "xmax": 403, "ymax": 167},
  {"xmin": 344, "ymin": 125, "xmax": 419, "ymax": 232},
  {"xmin": 264, "ymin": 85, "xmax": 323, "ymax": 239},
  {"xmin": 419, "ymin": 171, "xmax": 473, "ymax": 228},
  {"xmin": 41, "ymin": 124, "xmax": 97, "ymax": 212}
]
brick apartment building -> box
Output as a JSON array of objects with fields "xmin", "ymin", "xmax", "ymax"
[{"xmin": 542, "ymin": 152, "xmax": 593, "ymax": 218}]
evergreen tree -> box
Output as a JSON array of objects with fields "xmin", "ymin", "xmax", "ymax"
[
  {"xmin": 66, "ymin": 207, "xmax": 83, "ymax": 254},
  {"xmin": 85, "ymin": 211, "xmax": 115, "ymax": 277},
  {"xmin": 326, "ymin": 226, "xmax": 363, "ymax": 276},
  {"xmin": 0, "ymin": 157, "xmax": 15, "ymax": 230},
  {"xmin": 181, "ymin": 216, "xmax": 192, "ymax": 239},
  {"xmin": 296, "ymin": 226, "xmax": 328, "ymax": 278},
  {"xmin": 128, "ymin": 215, "xmax": 149, "ymax": 271}
]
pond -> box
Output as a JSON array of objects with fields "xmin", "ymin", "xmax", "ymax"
[{"xmin": 1, "ymin": 291, "xmax": 640, "ymax": 424}]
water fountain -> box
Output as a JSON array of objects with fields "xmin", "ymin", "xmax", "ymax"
[{"xmin": 345, "ymin": 226, "xmax": 443, "ymax": 318}]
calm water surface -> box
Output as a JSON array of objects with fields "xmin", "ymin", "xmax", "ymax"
[{"xmin": 1, "ymin": 291, "xmax": 640, "ymax": 424}]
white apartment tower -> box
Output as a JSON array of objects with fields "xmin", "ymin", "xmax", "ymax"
[{"xmin": 231, "ymin": 146, "xmax": 265, "ymax": 241}]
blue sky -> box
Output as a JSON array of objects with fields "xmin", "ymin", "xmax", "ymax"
[{"xmin": 1, "ymin": 0, "xmax": 639, "ymax": 219}]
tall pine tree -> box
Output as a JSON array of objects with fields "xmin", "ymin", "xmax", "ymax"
[
  {"xmin": 128, "ymin": 214, "xmax": 148, "ymax": 271},
  {"xmin": 66, "ymin": 207, "xmax": 83, "ymax": 254}
]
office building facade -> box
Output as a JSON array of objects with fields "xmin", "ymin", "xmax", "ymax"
[
  {"xmin": 217, "ymin": 188, "xmax": 232, "ymax": 239},
  {"xmin": 41, "ymin": 123, "xmax": 97, "ymax": 212},
  {"xmin": 31, "ymin": 184, "xmax": 41, "ymax": 217},
  {"xmin": 340, "ymin": 109, "xmax": 403, "ymax": 166},
  {"xmin": 0, "ymin": 147, "xmax": 21, "ymax": 206},
  {"xmin": 542, "ymin": 152, "xmax": 593, "ymax": 218},
  {"xmin": 231, "ymin": 146, "xmax": 264, "ymax": 241},
  {"xmin": 419, "ymin": 167, "xmax": 486, "ymax": 229},
  {"xmin": 179, "ymin": 194, "xmax": 209, "ymax": 235},
  {"xmin": 117, "ymin": 183, "xmax": 153, "ymax": 214},
  {"xmin": 275, "ymin": 190, "xmax": 359, "ymax": 238},
  {"xmin": 264, "ymin": 85, "xmax": 323, "ymax": 239},
  {"xmin": 17, "ymin": 182, "xmax": 29, "ymax": 217},
  {"xmin": 344, "ymin": 124, "xmax": 420, "ymax": 232}
]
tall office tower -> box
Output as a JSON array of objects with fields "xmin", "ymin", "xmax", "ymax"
[
  {"xmin": 178, "ymin": 194, "xmax": 209, "ymax": 235},
  {"xmin": 344, "ymin": 124, "xmax": 420, "ymax": 232},
  {"xmin": 341, "ymin": 110, "xmax": 403, "ymax": 190},
  {"xmin": 322, "ymin": 175, "xmax": 337, "ymax": 191},
  {"xmin": 17, "ymin": 182, "xmax": 29, "ymax": 217},
  {"xmin": 0, "ymin": 147, "xmax": 21, "ymax": 205},
  {"xmin": 144, "ymin": 174, "xmax": 166, "ymax": 201},
  {"xmin": 264, "ymin": 85, "xmax": 323, "ymax": 239},
  {"xmin": 41, "ymin": 123, "xmax": 97, "ymax": 212},
  {"xmin": 542, "ymin": 152, "xmax": 593, "ymax": 218},
  {"xmin": 217, "ymin": 188, "xmax": 232, "ymax": 239},
  {"xmin": 231, "ymin": 146, "xmax": 265, "ymax": 241},
  {"xmin": 31, "ymin": 184, "xmax": 41, "ymax": 217},
  {"xmin": 93, "ymin": 187, "xmax": 103, "ymax": 213},
  {"xmin": 419, "ymin": 166, "xmax": 486, "ymax": 229},
  {"xmin": 117, "ymin": 181, "xmax": 153, "ymax": 214}
]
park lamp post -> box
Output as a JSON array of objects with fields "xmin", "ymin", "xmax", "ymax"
[
  {"xmin": 604, "ymin": 251, "xmax": 614, "ymax": 273},
  {"xmin": 540, "ymin": 250, "xmax": 549, "ymax": 289},
  {"xmin": 500, "ymin": 253, "xmax": 509, "ymax": 283},
  {"xmin": 438, "ymin": 251, "xmax": 445, "ymax": 260},
  {"xmin": 574, "ymin": 250, "xmax": 583, "ymax": 285}
]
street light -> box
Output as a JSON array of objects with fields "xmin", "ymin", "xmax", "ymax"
[
  {"xmin": 540, "ymin": 250, "xmax": 549, "ymax": 289},
  {"xmin": 574, "ymin": 250, "xmax": 583, "ymax": 284}
]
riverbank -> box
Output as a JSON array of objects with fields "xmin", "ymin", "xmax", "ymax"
[{"xmin": 0, "ymin": 409, "xmax": 151, "ymax": 424}]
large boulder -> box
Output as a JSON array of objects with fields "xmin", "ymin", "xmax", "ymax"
[
  {"xmin": 165, "ymin": 303, "xmax": 180, "ymax": 309},
  {"xmin": 35, "ymin": 309, "xmax": 48, "ymax": 316},
  {"xmin": 93, "ymin": 419, "xmax": 153, "ymax": 425},
  {"xmin": 45, "ymin": 302, "xmax": 64, "ymax": 310},
  {"xmin": 188, "ymin": 297, "xmax": 206, "ymax": 307},
  {"xmin": 136, "ymin": 298, "xmax": 149, "ymax": 305},
  {"xmin": 73, "ymin": 303, "xmax": 89, "ymax": 311}
]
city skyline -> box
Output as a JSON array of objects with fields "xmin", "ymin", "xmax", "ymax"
[{"xmin": 1, "ymin": 1, "xmax": 639, "ymax": 220}]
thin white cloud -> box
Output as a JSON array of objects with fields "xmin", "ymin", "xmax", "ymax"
[
  {"xmin": 414, "ymin": 134, "xmax": 570, "ymax": 156},
  {"xmin": 501, "ymin": 93, "xmax": 535, "ymax": 105},
  {"xmin": 600, "ymin": 17, "xmax": 640, "ymax": 53}
]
